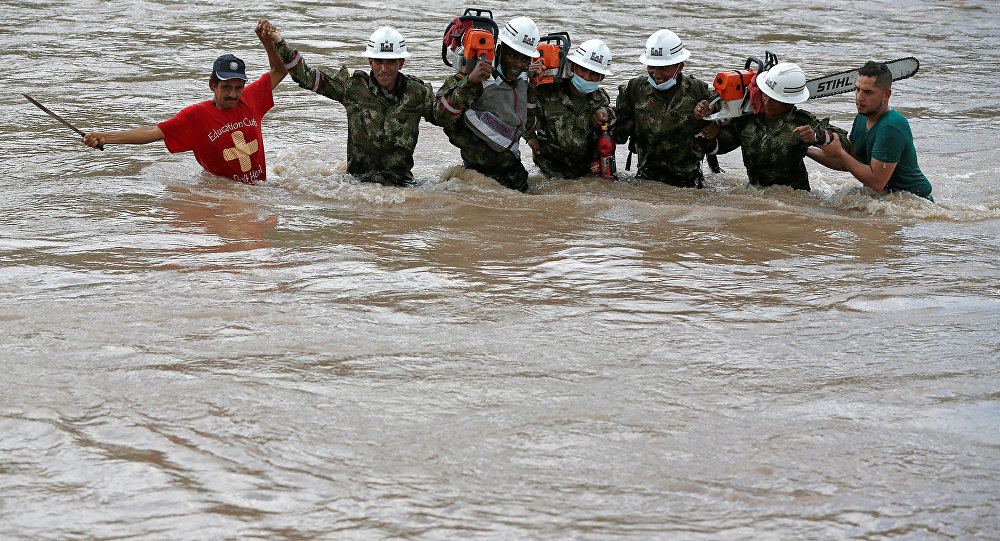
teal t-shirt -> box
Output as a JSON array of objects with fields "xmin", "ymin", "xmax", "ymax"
[{"xmin": 849, "ymin": 109, "xmax": 933, "ymax": 200}]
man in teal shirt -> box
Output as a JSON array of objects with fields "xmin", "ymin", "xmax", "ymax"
[{"xmin": 813, "ymin": 61, "xmax": 933, "ymax": 201}]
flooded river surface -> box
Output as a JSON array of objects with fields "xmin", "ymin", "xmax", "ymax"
[{"xmin": 3, "ymin": 0, "xmax": 999, "ymax": 538}]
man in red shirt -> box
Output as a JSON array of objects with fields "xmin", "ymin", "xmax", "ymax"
[{"xmin": 83, "ymin": 20, "xmax": 286, "ymax": 183}]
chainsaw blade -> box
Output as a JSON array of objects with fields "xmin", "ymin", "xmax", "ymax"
[{"xmin": 807, "ymin": 57, "xmax": 919, "ymax": 99}]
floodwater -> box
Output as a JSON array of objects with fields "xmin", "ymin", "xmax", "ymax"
[{"xmin": 3, "ymin": 0, "xmax": 999, "ymax": 539}]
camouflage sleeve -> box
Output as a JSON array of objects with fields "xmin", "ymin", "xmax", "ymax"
[
  {"xmin": 524, "ymin": 84, "xmax": 538, "ymax": 136},
  {"xmin": 834, "ymin": 127, "xmax": 851, "ymax": 153},
  {"xmin": 691, "ymin": 77, "xmax": 713, "ymax": 130},
  {"xmin": 798, "ymin": 111, "xmax": 851, "ymax": 151},
  {"xmin": 591, "ymin": 89, "xmax": 616, "ymax": 128},
  {"xmin": 275, "ymin": 40, "xmax": 349, "ymax": 104},
  {"xmin": 824, "ymin": 120, "xmax": 851, "ymax": 152},
  {"xmin": 421, "ymin": 80, "xmax": 438, "ymax": 126},
  {"xmin": 434, "ymin": 74, "xmax": 482, "ymax": 127},
  {"xmin": 612, "ymin": 80, "xmax": 636, "ymax": 145},
  {"xmin": 713, "ymin": 117, "xmax": 748, "ymax": 155}
]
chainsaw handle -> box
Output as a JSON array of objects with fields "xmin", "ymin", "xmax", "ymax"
[
  {"xmin": 745, "ymin": 56, "xmax": 765, "ymax": 72},
  {"xmin": 442, "ymin": 13, "xmax": 499, "ymax": 67},
  {"xmin": 539, "ymin": 31, "xmax": 571, "ymax": 51},
  {"xmin": 459, "ymin": 15, "xmax": 498, "ymax": 37},
  {"xmin": 442, "ymin": 43, "xmax": 453, "ymax": 67},
  {"xmin": 745, "ymin": 51, "xmax": 779, "ymax": 73},
  {"xmin": 461, "ymin": 7, "xmax": 494, "ymax": 20}
]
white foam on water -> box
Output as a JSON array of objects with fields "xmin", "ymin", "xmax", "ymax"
[{"xmin": 266, "ymin": 143, "xmax": 410, "ymax": 206}]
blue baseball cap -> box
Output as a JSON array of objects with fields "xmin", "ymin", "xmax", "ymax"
[{"xmin": 212, "ymin": 54, "xmax": 247, "ymax": 81}]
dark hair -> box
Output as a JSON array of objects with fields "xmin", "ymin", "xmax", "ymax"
[{"xmin": 858, "ymin": 61, "xmax": 892, "ymax": 89}]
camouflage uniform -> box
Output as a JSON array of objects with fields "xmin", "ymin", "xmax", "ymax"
[
  {"xmin": 709, "ymin": 108, "xmax": 850, "ymax": 191},
  {"xmin": 276, "ymin": 40, "xmax": 435, "ymax": 187},
  {"xmin": 434, "ymin": 73, "xmax": 537, "ymax": 193},
  {"xmin": 613, "ymin": 74, "xmax": 712, "ymax": 187},
  {"xmin": 526, "ymin": 81, "xmax": 613, "ymax": 178}
]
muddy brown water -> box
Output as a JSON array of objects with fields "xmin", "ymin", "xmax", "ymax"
[{"xmin": 3, "ymin": 0, "xmax": 999, "ymax": 538}]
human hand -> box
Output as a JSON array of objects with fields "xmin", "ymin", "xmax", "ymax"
[
  {"xmin": 82, "ymin": 132, "xmax": 105, "ymax": 149},
  {"xmin": 527, "ymin": 138, "xmax": 541, "ymax": 155},
  {"xmin": 467, "ymin": 58, "xmax": 493, "ymax": 84},
  {"xmin": 818, "ymin": 140, "xmax": 845, "ymax": 158},
  {"xmin": 590, "ymin": 107, "xmax": 609, "ymax": 129},
  {"xmin": 700, "ymin": 122, "xmax": 720, "ymax": 140},
  {"xmin": 694, "ymin": 100, "xmax": 712, "ymax": 120},
  {"xmin": 527, "ymin": 59, "xmax": 544, "ymax": 87},
  {"xmin": 793, "ymin": 125, "xmax": 816, "ymax": 144},
  {"xmin": 256, "ymin": 18, "xmax": 281, "ymax": 44}
]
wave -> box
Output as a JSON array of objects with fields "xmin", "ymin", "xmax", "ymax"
[{"xmin": 220, "ymin": 142, "xmax": 1000, "ymax": 223}]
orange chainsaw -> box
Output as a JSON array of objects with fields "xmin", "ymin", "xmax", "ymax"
[
  {"xmin": 535, "ymin": 32, "xmax": 571, "ymax": 85},
  {"xmin": 704, "ymin": 51, "xmax": 920, "ymax": 120},
  {"xmin": 442, "ymin": 8, "xmax": 499, "ymax": 73},
  {"xmin": 704, "ymin": 52, "xmax": 776, "ymax": 121}
]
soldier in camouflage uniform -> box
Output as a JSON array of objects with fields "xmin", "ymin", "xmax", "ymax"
[
  {"xmin": 613, "ymin": 29, "xmax": 712, "ymax": 188},
  {"xmin": 526, "ymin": 38, "xmax": 616, "ymax": 179},
  {"xmin": 262, "ymin": 21, "xmax": 435, "ymax": 187},
  {"xmin": 434, "ymin": 16, "xmax": 544, "ymax": 193},
  {"xmin": 694, "ymin": 62, "xmax": 850, "ymax": 191}
]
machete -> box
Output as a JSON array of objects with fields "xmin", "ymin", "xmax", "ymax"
[{"xmin": 22, "ymin": 93, "xmax": 103, "ymax": 150}]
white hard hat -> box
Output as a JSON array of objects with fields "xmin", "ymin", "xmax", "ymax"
[
  {"xmin": 499, "ymin": 16, "xmax": 541, "ymax": 58},
  {"xmin": 364, "ymin": 26, "xmax": 410, "ymax": 59},
  {"xmin": 567, "ymin": 39, "xmax": 613, "ymax": 76},
  {"xmin": 638, "ymin": 29, "xmax": 690, "ymax": 66},
  {"xmin": 757, "ymin": 62, "xmax": 810, "ymax": 104}
]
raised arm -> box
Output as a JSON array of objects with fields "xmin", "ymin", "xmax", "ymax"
[
  {"xmin": 256, "ymin": 18, "xmax": 287, "ymax": 89},
  {"xmin": 269, "ymin": 23, "xmax": 350, "ymax": 104},
  {"xmin": 433, "ymin": 63, "xmax": 488, "ymax": 128}
]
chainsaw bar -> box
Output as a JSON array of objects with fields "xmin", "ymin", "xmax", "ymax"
[{"xmin": 807, "ymin": 57, "xmax": 919, "ymax": 99}]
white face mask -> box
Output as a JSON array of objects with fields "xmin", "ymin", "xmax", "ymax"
[
  {"xmin": 647, "ymin": 75, "xmax": 677, "ymax": 91},
  {"xmin": 647, "ymin": 65, "xmax": 680, "ymax": 91},
  {"xmin": 571, "ymin": 74, "xmax": 600, "ymax": 94}
]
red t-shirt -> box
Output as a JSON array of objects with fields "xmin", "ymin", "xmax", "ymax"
[{"xmin": 158, "ymin": 73, "xmax": 274, "ymax": 183}]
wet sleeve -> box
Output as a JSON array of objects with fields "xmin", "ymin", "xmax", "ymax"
[
  {"xmin": 434, "ymin": 75, "xmax": 481, "ymax": 127},
  {"xmin": 276, "ymin": 40, "xmax": 349, "ymax": 104},
  {"xmin": 871, "ymin": 125, "xmax": 905, "ymax": 164}
]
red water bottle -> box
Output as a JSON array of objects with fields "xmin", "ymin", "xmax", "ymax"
[{"xmin": 597, "ymin": 124, "xmax": 617, "ymax": 179}]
